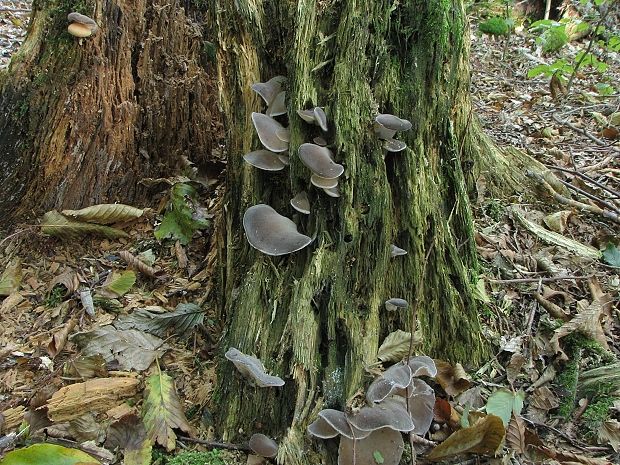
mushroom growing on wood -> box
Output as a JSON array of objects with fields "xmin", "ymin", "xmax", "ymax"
[
  {"xmin": 225, "ymin": 347, "xmax": 284, "ymax": 387},
  {"xmin": 389, "ymin": 244, "xmax": 408, "ymax": 257},
  {"xmin": 385, "ymin": 298, "xmax": 409, "ymax": 311},
  {"xmin": 243, "ymin": 204, "xmax": 312, "ymax": 255},
  {"xmin": 298, "ymin": 143, "xmax": 343, "ymax": 179},
  {"xmin": 67, "ymin": 12, "xmax": 98, "ymax": 37},
  {"xmin": 243, "ymin": 150, "xmax": 287, "ymax": 171},
  {"xmin": 266, "ymin": 91, "xmax": 286, "ymax": 117},
  {"xmin": 249, "ymin": 433, "xmax": 278, "ymax": 458},
  {"xmin": 251, "ymin": 76, "xmax": 286, "ymax": 106},
  {"xmin": 290, "ymin": 191, "xmax": 310, "ymax": 214},
  {"xmin": 251, "ymin": 112, "xmax": 289, "ymax": 152},
  {"xmin": 374, "ymin": 113, "xmax": 412, "ymax": 139}
]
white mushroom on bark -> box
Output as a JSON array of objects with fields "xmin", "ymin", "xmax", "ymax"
[
  {"xmin": 389, "ymin": 244, "xmax": 408, "ymax": 257},
  {"xmin": 67, "ymin": 12, "xmax": 98, "ymax": 37},
  {"xmin": 251, "ymin": 76, "xmax": 286, "ymax": 106},
  {"xmin": 225, "ymin": 347, "xmax": 284, "ymax": 387},
  {"xmin": 249, "ymin": 433, "xmax": 279, "ymax": 458},
  {"xmin": 243, "ymin": 150, "xmax": 287, "ymax": 171},
  {"xmin": 290, "ymin": 191, "xmax": 310, "ymax": 214},
  {"xmin": 243, "ymin": 204, "xmax": 312, "ymax": 256},
  {"xmin": 251, "ymin": 112, "xmax": 289, "ymax": 152},
  {"xmin": 385, "ymin": 298, "xmax": 409, "ymax": 311},
  {"xmin": 298, "ymin": 143, "xmax": 343, "ymax": 179}
]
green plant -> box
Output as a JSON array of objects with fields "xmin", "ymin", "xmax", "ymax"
[
  {"xmin": 479, "ymin": 16, "xmax": 509, "ymax": 36},
  {"xmin": 165, "ymin": 450, "xmax": 226, "ymax": 465}
]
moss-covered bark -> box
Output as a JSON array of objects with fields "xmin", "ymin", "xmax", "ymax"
[
  {"xmin": 0, "ymin": 0, "xmax": 217, "ymax": 226},
  {"xmin": 211, "ymin": 0, "xmax": 494, "ymax": 462}
]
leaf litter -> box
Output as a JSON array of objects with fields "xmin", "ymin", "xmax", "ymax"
[{"xmin": 0, "ymin": 3, "xmax": 619, "ymax": 465}]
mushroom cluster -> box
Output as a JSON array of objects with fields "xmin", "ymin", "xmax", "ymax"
[
  {"xmin": 67, "ymin": 12, "xmax": 98, "ymax": 38},
  {"xmin": 225, "ymin": 347, "xmax": 285, "ymax": 388},
  {"xmin": 374, "ymin": 113, "xmax": 412, "ymax": 157},
  {"xmin": 308, "ymin": 356, "xmax": 436, "ymax": 465}
]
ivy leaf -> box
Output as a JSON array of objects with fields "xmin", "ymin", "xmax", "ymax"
[
  {"xmin": 154, "ymin": 183, "xmax": 210, "ymax": 244},
  {"xmin": 142, "ymin": 370, "xmax": 194, "ymax": 451},
  {"xmin": 485, "ymin": 388, "xmax": 525, "ymax": 427},
  {"xmin": 602, "ymin": 242, "xmax": 620, "ymax": 267}
]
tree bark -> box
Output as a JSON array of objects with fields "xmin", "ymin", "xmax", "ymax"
[
  {"xmin": 0, "ymin": 0, "xmax": 218, "ymax": 225},
  {"xmin": 211, "ymin": 0, "xmax": 503, "ymax": 462}
]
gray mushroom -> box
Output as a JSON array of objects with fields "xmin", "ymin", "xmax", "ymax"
[
  {"xmin": 225, "ymin": 347, "xmax": 284, "ymax": 387},
  {"xmin": 403, "ymin": 378, "xmax": 436, "ymax": 435},
  {"xmin": 249, "ymin": 433, "xmax": 278, "ymax": 458},
  {"xmin": 251, "ymin": 112, "xmax": 289, "ymax": 152},
  {"xmin": 389, "ymin": 244, "xmax": 408, "ymax": 257},
  {"xmin": 298, "ymin": 143, "xmax": 344, "ymax": 179},
  {"xmin": 346, "ymin": 396, "xmax": 414, "ymax": 433},
  {"xmin": 375, "ymin": 114, "xmax": 412, "ymax": 133},
  {"xmin": 311, "ymin": 174, "xmax": 339, "ymax": 189},
  {"xmin": 290, "ymin": 191, "xmax": 310, "ymax": 214},
  {"xmin": 296, "ymin": 109, "xmax": 316, "ymax": 124},
  {"xmin": 243, "ymin": 150, "xmax": 287, "ymax": 171},
  {"xmin": 366, "ymin": 363, "xmax": 413, "ymax": 404},
  {"xmin": 266, "ymin": 91, "xmax": 287, "ymax": 117},
  {"xmin": 67, "ymin": 12, "xmax": 98, "ymax": 37},
  {"xmin": 338, "ymin": 427, "xmax": 404, "ymax": 465},
  {"xmin": 406, "ymin": 355, "xmax": 437, "ymax": 378},
  {"xmin": 382, "ymin": 138, "xmax": 407, "ymax": 152},
  {"xmin": 243, "ymin": 204, "xmax": 312, "ymax": 256},
  {"xmin": 251, "ymin": 76, "xmax": 285, "ymax": 106},
  {"xmin": 313, "ymin": 136, "xmax": 327, "ymax": 146},
  {"xmin": 385, "ymin": 298, "xmax": 409, "ymax": 311},
  {"xmin": 322, "ymin": 185, "xmax": 341, "ymax": 198},
  {"xmin": 317, "ymin": 409, "xmax": 371, "ymax": 440},
  {"xmin": 313, "ymin": 107, "xmax": 328, "ymax": 131}
]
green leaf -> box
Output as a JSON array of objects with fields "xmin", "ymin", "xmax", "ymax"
[
  {"xmin": 115, "ymin": 303, "xmax": 205, "ymax": 338},
  {"xmin": 372, "ymin": 450, "xmax": 385, "ymax": 463},
  {"xmin": 154, "ymin": 183, "xmax": 210, "ymax": 244},
  {"xmin": 485, "ymin": 388, "xmax": 525, "ymax": 427},
  {"xmin": 0, "ymin": 258, "xmax": 22, "ymax": 296},
  {"xmin": 100, "ymin": 270, "xmax": 136, "ymax": 297},
  {"xmin": 143, "ymin": 371, "xmax": 193, "ymax": 451},
  {"xmin": 0, "ymin": 443, "xmax": 100, "ymax": 465},
  {"xmin": 603, "ymin": 242, "xmax": 620, "ymax": 267},
  {"xmin": 41, "ymin": 210, "xmax": 129, "ymax": 239}
]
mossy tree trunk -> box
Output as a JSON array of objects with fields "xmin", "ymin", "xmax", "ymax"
[
  {"xmin": 210, "ymin": 0, "xmax": 512, "ymax": 462},
  {"xmin": 0, "ymin": 0, "xmax": 217, "ymax": 226}
]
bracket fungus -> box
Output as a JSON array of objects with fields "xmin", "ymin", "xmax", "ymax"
[
  {"xmin": 296, "ymin": 107, "xmax": 328, "ymax": 131},
  {"xmin": 67, "ymin": 12, "xmax": 98, "ymax": 37},
  {"xmin": 249, "ymin": 433, "xmax": 278, "ymax": 458},
  {"xmin": 251, "ymin": 76, "xmax": 286, "ymax": 106},
  {"xmin": 243, "ymin": 150, "xmax": 287, "ymax": 171},
  {"xmin": 290, "ymin": 191, "xmax": 310, "ymax": 215},
  {"xmin": 225, "ymin": 348, "xmax": 284, "ymax": 387},
  {"xmin": 310, "ymin": 174, "xmax": 339, "ymax": 189},
  {"xmin": 375, "ymin": 114, "xmax": 412, "ymax": 137},
  {"xmin": 243, "ymin": 204, "xmax": 312, "ymax": 256},
  {"xmin": 382, "ymin": 138, "xmax": 408, "ymax": 153},
  {"xmin": 251, "ymin": 112, "xmax": 289, "ymax": 152},
  {"xmin": 389, "ymin": 244, "xmax": 408, "ymax": 258},
  {"xmin": 322, "ymin": 185, "xmax": 341, "ymax": 198},
  {"xmin": 266, "ymin": 91, "xmax": 287, "ymax": 117},
  {"xmin": 298, "ymin": 143, "xmax": 343, "ymax": 179},
  {"xmin": 385, "ymin": 298, "xmax": 409, "ymax": 311}
]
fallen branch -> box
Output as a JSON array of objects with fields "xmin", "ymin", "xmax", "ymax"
[
  {"xmin": 178, "ymin": 436, "xmax": 251, "ymax": 452},
  {"xmin": 551, "ymin": 113, "xmax": 620, "ymax": 155},
  {"xmin": 489, "ymin": 275, "xmax": 593, "ymax": 284},
  {"xmin": 525, "ymin": 170, "xmax": 620, "ymax": 224},
  {"xmin": 545, "ymin": 164, "xmax": 620, "ymax": 200}
]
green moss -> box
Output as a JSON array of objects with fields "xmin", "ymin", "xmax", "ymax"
[
  {"xmin": 165, "ymin": 450, "xmax": 226, "ymax": 465},
  {"xmin": 542, "ymin": 26, "xmax": 567, "ymax": 53},
  {"xmin": 479, "ymin": 17, "xmax": 508, "ymax": 36}
]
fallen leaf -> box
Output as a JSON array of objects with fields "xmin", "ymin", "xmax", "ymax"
[
  {"xmin": 62, "ymin": 204, "xmax": 144, "ymax": 224},
  {"xmin": 0, "ymin": 258, "xmax": 22, "ymax": 296},
  {"xmin": 98, "ymin": 270, "xmax": 136, "ymax": 298},
  {"xmin": 0, "ymin": 443, "xmax": 100, "ymax": 465},
  {"xmin": 376, "ymin": 330, "xmax": 413, "ymax": 362},
  {"xmin": 105, "ymin": 413, "xmax": 152, "ymax": 465},
  {"xmin": 597, "ymin": 419, "xmax": 620, "ymax": 452},
  {"xmin": 143, "ymin": 370, "xmax": 194, "ymax": 451},
  {"xmin": 114, "ymin": 303, "xmax": 204, "ymax": 338},
  {"xmin": 41, "ymin": 210, "xmax": 129, "ymax": 239},
  {"xmin": 47, "ymin": 318, "xmax": 77, "ymax": 358},
  {"xmin": 435, "ymin": 360, "xmax": 471, "ymax": 396},
  {"xmin": 552, "ymin": 298, "xmax": 609, "ymax": 350},
  {"xmin": 485, "ymin": 388, "xmax": 525, "ymax": 427},
  {"xmin": 426, "ymin": 414, "xmax": 506, "ymax": 461},
  {"xmin": 506, "ymin": 353, "xmax": 526, "ymax": 386}
]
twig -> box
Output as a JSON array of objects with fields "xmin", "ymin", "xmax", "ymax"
[
  {"xmin": 0, "ymin": 8, "xmax": 31, "ymax": 12},
  {"xmin": 489, "ymin": 275, "xmax": 593, "ymax": 284},
  {"xmin": 525, "ymin": 170, "xmax": 620, "ymax": 223},
  {"xmin": 551, "ymin": 113, "xmax": 620, "ymax": 154},
  {"xmin": 556, "ymin": 178, "xmax": 620, "ymax": 214},
  {"xmin": 178, "ymin": 436, "xmax": 251, "ymax": 452},
  {"xmin": 545, "ymin": 164, "xmax": 620, "ymax": 199}
]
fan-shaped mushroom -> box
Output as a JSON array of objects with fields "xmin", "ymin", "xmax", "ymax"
[
  {"xmin": 385, "ymin": 298, "xmax": 409, "ymax": 311},
  {"xmin": 266, "ymin": 91, "xmax": 286, "ymax": 117},
  {"xmin": 298, "ymin": 143, "xmax": 343, "ymax": 179},
  {"xmin": 251, "ymin": 76, "xmax": 285, "ymax": 106},
  {"xmin": 366, "ymin": 363, "xmax": 412, "ymax": 404},
  {"xmin": 310, "ymin": 174, "xmax": 339, "ymax": 189},
  {"xmin": 67, "ymin": 12, "xmax": 98, "ymax": 37},
  {"xmin": 243, "ymin": 150, "xmax": 287, "ymax": 171},
  {"xmin": 338, "ymin": 427, "xmax": 404, "ymax": 465},
  {"xmin": 249, "ymin": 433, "xmax": 278, "ymax": 458},
  {"xmin": 243, "ymin": 204, "xmax": 312, "ymax": 256},
  {"xmin": 382, "ymin": 138, "xmax": 407, "ymax": 152},
  {"xmin": 251, "ymin": 112, "xmax": 289, "ymax": 152},
  {"xmin": 346, "ymin": 396, "xmax": 414, "ymax": 433},
  {"xmin": 322, "ymin": 185, "xmax": 341, "ymax": 198},
  {"xmin": 389, "ymin": 244, "xmax": 408, "ymax": 257},
  {"xmin": 225, "ymin": 347, "xmax": 284, "ymax": 387},
  {"xmin": 313, "ymin": 107, "xmax": 328, "ymax": 131},
  {"xmin": 291, "ymin": 191, "xmax": 310, "ymax": 214}
]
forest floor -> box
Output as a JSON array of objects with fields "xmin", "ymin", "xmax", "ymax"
[{"xmin": 0, "ymin": 3, "xmax": 620, "ymax": 465}]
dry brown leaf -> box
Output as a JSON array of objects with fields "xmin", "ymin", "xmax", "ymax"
[
  {"xmin": 426, "ymin": 414, "xmax": 505, "ymax": 461},
  {"xmin": 62, "ymin": 204, "xmax": 144, "ymax": 224},
  {"xmin": 47, "ymin": 318, "xmax": 77, "ymax": 359},
  {"xmin": 46, "ymin": 377, "xmax": 140, "ymax": 423},
  {"xmin": 506, "ymin": 353, "xmax": 526, "ymax": 386},
  {"xmin": 376, "ymin": 329, "xmax": 413, "ymax": 362},
  {"xmin": 553, "ymin": 299, "xmax": 609, "ymax": 350},
  {"xmin": 534, "ymin": 292, "xmax": 571, "ymax": 322},
  {"xmin": 529, "ymin": 386, "xmax": 559, "ymax": 411},
  {"xmin": 47, "ymin": 270, "xmax": 80, "ymax": 296},
  {"xmin": 120, "ymin": 250, "xmax": 167, "ymax": 280},
  {"xmin": 41, "ymin": 210, "xmax": 130, "ymax": 239},
  {"xmin": 506, "ymin": 414, "xmax": 527, "ymax": 455},
  {"xmin": 435, "ymin": 360, "xmax": 471, "ymax": 396},
  {"xmin": 0, "ymin": 258, "xmax": 22, "ymax": 296},
  {"xmin": 597, "ymin": 419, "xmax": 620, "ymax": 452}
]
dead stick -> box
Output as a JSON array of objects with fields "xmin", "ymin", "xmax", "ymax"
[
  {"xmin": 489, "ymin": 275, "xmax": 593, "ymax": 284},
  {"xmin": 544, "ymin": 164, "xmax": 620, "ymax": 199},
  {"xmin": 178, "ymin": 436, "xmax": 251, "ymax": 452},
  {"xmin": 555, "ymin": 178, "xmax": 620, "ymax": 215},
  {"xmin": 551, "ymin": 113, "xmax": 620, "ymax": 154}
]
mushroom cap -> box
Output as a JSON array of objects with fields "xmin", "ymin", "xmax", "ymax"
[
  {"xmin": 251, "ymin": 112, "xmax": 289, "ymax": 152},
  {"xmin": 291, "ymin": 191, "xmax": 310, "ymax": 214},
  {"xmin": 243, "ymin": 204, "xmax": 312, "ymax": 256},
  {"xmin": 313, "ymin": 136, "xmax": 327, "ymax": 146},
  {"xmin": 67, "ymin": 12, "xmax": 98, "ymax": 32},
  {"xmin": 322, "ymin": 185, "xmax": 341, "ymax": 197},
  {"xmin": 67, "ymin": 23, "xmax": 93, "ymax": 37},
  {"xmin": 311, "ymin": 174, "xmax": 339, "ymax": 189},
  {"xmin": 318, "ymin": 409, "xmax": 371, "ymax": 440},
  {"xmin": 251, "ymin": 76, "xmax": 285, "ymax": 106},
  {"xmin": 366, "ymin": 363, "xmax": 413, "ymax": 404},
  {"xmin": 277, "ymin": 154, "xmax": 290, "ymax": 166},
  {"xmin": 406, "ymin": 355, "xmax": 437, "ymax": 378},
  {"xmin": 313, "ymin": 107, "xmax": 328, "ymax": 131},
  {"xmin": 266, "ymin": 91, "xmax": 287, "ymax": 117},
  {"xmin": 338, "ymin": 427, "xmax": 404, "ymax": 465},
  {"xmin": 297, "ymin": 109, "xmax": 316, "ymax": 124},
  {"xmin": 389, "ymin": 244, "xmax": 408, "ymax": 257},
  {"xmin": 243, "ymin": 150, "xmax": 287, "ymax": 171},
  {"xmin": 307, "ymin": 415, "xmax": 340, "ymax": 439},
  {"xmin": 374, "ymin": 121, "xmax": 397, "ymax": 140},
  {"xmin": 385, "ymin": 298, "xmax": 409, "ymax": 311},
  {"xmin": 376, "ymin": 114, "xmax": 412, "ymax": 131},
  {"xmin": 298, "ymin": 143, "xmax": 344, "ymax": 179},
  {"xmin": 249, "ymin": 433, "xmax": 278, "ymax": 458},
  {"xmin": 276, "ymin": 128, "xmax": 291, "ymax": 142},
  {"xmin": 404, "ymin": 378, "xmax": 436, "ymax": 434},
  {"xmin": 346, "ymin": 397, "xmax": 414, "ymax": 433},
  {"xmin": 382, "ymin": 138, "xmax": 407, "ymax": 152},
  {"xmin": 225, "ymin": 347, "xmax": 285, "ymax": 387}
]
